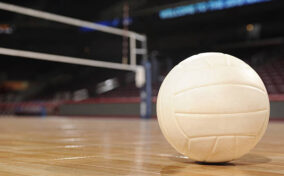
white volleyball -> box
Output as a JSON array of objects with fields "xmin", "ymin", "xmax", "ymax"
[{"xmin": 157, "ymin": 53, "xmax": 270, "ymax": 163}]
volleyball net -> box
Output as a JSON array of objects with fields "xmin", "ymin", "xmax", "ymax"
[{"xmin": 0, "ymin": 2, "xmax": 152, "ymax": 118}]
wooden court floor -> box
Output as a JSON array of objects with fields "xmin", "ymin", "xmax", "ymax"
[{"xmin": 0, "ymin": 117, "xmax": 283, "ymax": 176}]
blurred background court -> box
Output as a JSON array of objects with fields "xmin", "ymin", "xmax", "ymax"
[{"xmin": 0, "ymin": 0, "xmax": 284, "ymax": 175}]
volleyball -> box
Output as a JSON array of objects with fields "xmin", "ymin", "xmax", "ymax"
[{"xmin": 157, "ymin": 52, "xmax": 270, "ymax": 162}]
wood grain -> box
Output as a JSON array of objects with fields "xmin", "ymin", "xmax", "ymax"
[{"xmin": 0, "ymin": 117, "xmax": 283, "ymax": 176}]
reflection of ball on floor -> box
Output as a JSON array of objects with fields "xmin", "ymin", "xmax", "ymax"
[{"xmin": 157, "ymin": 53, "xmax": 270, "ymax": 163}]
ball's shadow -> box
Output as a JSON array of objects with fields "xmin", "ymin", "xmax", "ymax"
[
  {"xmin": 160, "ymin": 153, "xmax": 271, "ymax": 175},
  {"xmin": 168, "ymin": 153, "xmax": 270, "ymax": 165}
]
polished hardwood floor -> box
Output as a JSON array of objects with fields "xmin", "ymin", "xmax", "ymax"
[{"xmin": 0, "ymin": 117, "xmax": 283, "ymax": 176}]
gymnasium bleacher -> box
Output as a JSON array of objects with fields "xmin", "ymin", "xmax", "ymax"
[
  {"xmin": 256, "ymin": 58, "xmax": 284, "ymax": 94},
  {"xmin": 1, "ymin": 56, "xmax": 284, "ymax": 116}
]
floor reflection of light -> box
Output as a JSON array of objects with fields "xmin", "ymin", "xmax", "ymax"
[
  {"xmin": 60, "ymin": 124, "xmax": 76, "ymax": 130},
  {"xmin": 102, "ymin": 129, "xmax": 111, "ymax": 160},
  {"xmin": 60, "ymin": 138, "xmax": 83, "ymax": 142},
  {"xmin": 53, "ymin": 156, "xmax": 99, "ymax": 160},
  {"xmin": 64, "ymin": 145, "xmax": 84, "ymax": 148},
  {"xmin": 157, "ymin": 153, "xmax": 189, "ymax": 159},
  {"xmin": 127, "ymin": 120, "xmax": 152, "ymax": 175}
]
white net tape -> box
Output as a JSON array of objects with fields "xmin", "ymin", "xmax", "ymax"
[{"xmin": 0, "ymin": 2, "xmax": 146, "ymax": 41}]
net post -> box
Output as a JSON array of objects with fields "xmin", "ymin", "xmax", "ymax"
[
  {"xmin": 140, "ymin": 61, "xmax": 152, "ymax": 119},
  {"xmin": 40, "ymin": 105, "xmax": 46, "ymax": 118},
  {"xmin": 130, "ymin": 35, "xmax": 136, "ymax": 66},
  {"xmin": 141, "ymin": 38, "xmax": 148, "ymax": 61}
]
